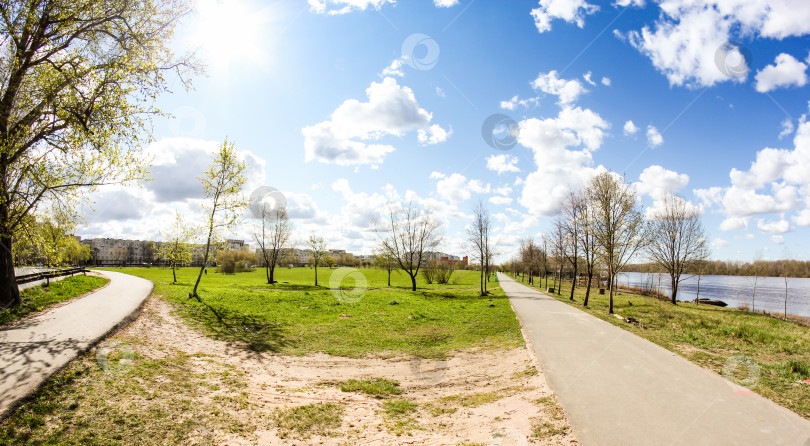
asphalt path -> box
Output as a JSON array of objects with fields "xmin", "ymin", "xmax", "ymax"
[
  {"xmin": 0, "ymin": 270, "xmax": 152, "ymax": 419},
  {"xmin": 499, "ymin": 273, "xmax": 810, "ymax": 446}
]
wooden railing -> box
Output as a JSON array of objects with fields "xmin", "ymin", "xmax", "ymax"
[{"xmin": 15, "ymin": 267, "xmax": 89, "ymax": 285}]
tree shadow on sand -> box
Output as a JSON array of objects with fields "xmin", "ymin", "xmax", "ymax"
[{"xmin": 189, "ymin": 297, "xmax": 292, "ymax": 353}]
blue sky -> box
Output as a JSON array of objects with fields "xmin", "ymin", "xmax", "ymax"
[{"xmin": 82, "ymin": 0, "xmax": 810, "ymax": 263}]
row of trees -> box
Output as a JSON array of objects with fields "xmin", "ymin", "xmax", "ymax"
[
  {"xmin": 508, "ymin": 172, "xmax": 709, "ymax": 313},
  {"xmin": 626, "ymin": 258, "xmax": 810, "ymax": 279}
]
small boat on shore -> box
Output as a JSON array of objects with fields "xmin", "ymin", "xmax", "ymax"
[{"xmin": 696, "ymin": 298, "xmax": 727, "ymax": 307}]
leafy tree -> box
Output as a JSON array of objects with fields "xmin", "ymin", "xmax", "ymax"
[
  {"xmin": 216, "ymin": 249, "xmax": 256, "ymax": 274},
  {"xmin": 64, "ymin": 236, "xmax": 90, "ymax": 265},
  {"xmin": 190, "ymin": 140, "xmax": 247, "ymax": 298},
  {"xmin": 161, "ymin": 211, "xmax": 192, "ymax": 283},
  {"xmin": 587, "ymin": 171, "xmax": 647, "ymax": 314},
  {"xmin": 0, "ymin": 0, "xmax": 195, "ymax": 308},
  {"xmin": 306, "ymin": 234, "xmax": 328, "ymax": 286},
  {"xmin": 374, "ymin": 249, "xmax": 396, "ymax": 286},
  {"xmin": 325, "ymin": 256, "xmax": 337, "ymax": 269},
  {"xmin": 12, "ymin": 206, "xmax": 77, "ymax": 267}
]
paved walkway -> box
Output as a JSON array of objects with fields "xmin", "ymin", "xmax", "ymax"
[
  {"xmin": 499, "ymin": 273, "xmax": 810, "ymax": 446},
  {"xmin": 0, "ymin": 271, "xmax": 153, "ymax": 418}
]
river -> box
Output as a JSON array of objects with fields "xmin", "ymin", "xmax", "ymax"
[{"xmin": 615, "ymin": 272, "xmax": 810, "ymax": 317}]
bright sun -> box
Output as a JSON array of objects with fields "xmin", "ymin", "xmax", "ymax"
[{"xmin": 189, "ymin": 0, "xmax": 270, "ymax": 74}]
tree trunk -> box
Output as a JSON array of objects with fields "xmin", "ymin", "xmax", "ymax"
[
  {"xmin": 410, "ymin": 273, "xmax": 417, "ymax": 291},
  {"xmin": 314, "ymin": 263, "xmax": 318, "ymax": 286},
  {"xmin": 695, "ymin": 274, "xmax": 701, "ymax": 303},
  {"xmin": 387, "ymin": 269, "xmax": 391, "ymax": 286},
  {"xmin": 172, "ymin": 264, "xmax": 177, "ymax": 283},
  {"xmin": 269, "ymin": 264, "xmax": 275, "ymax": 284},
  {"xmin": 191, "ymin": 240, "xmax": 210, "ymax": 299},
  {"xmin": 670, "ymin": 275, "xmax": 678, "ymax": 305},
  {"xmin": 480, "ymin": 267, "xmax": 485, "ymax": 296},
  {"xmin": 0, "ymin": 236, "xmax": 20, "ymax": 308},
  {"xmin": 608, "ymin": 272, "xmax": 615, "ymax": 314},
  {"xmin": 569, "ymin": 263, "xmax": 577, "ymax": 301},
  {"xmin": 583, "ymin": 272, "xmax": 592, "ymax": 306}
]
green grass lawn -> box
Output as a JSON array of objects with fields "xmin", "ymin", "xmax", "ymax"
[
  {"xmin": 102, "ymin": 266, "xmax": 522, "ymax": 358},
  {"xmin": 517, "ymin": 274, "xmax": 810, "ymax": 420},
  {"xmin": 0, "ymin": 267, "xmax": 519, "ymax": 445},
  {"xmin": 0, "ymin": 275, "xmax": 110, "ymax": 326}
]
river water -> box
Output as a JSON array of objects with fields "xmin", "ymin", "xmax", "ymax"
[{"xmin": 615, "ymin": 272, "xmax": 810, "ymax": 317}]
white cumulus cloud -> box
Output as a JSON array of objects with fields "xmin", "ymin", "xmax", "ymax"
[
  {"xmin": 754, "ymin": 53, "xmax": 808, "ymax": 93},
  {"xmin": 302, "ymin": 77, "xmax": 448, "ymax": 166},
  {"xmin": 757, "ymin": 218, "xmax": 792, "ymax": 234},
  {"xmin": 517, "ymin": 105, "xmax": 610, "ymax": 215},
  {"xmin": 636, "ymin": 165, "xmax": 689, "ymax": 200},
  {"xmin": 625, "ymin": 1, "xmax": 810, "ymax": 88},
  {"xmin": 531, "ymin": 0, "xmax": 599, "ymax": 33},
  {"xmin": 489, "ymin": 196, "xmax": 513, "ymax": 205},
  {"xmin": 486, "ymin": 154, "xmax": 521, "ymax": 174},
  {"xmin": 624, "ymin": 120, "xmax": 639, "ymax": 135},
  {"xmin": 531, "ymin": 70, "xmax": 588, "ymax": 105},
  {"xmin": 646, "ymin": 125, "xmax": 663, "ymax": 147},
  {"xmin": 308, "ymin": 0, "xmax": 394, "ymax": 15}
]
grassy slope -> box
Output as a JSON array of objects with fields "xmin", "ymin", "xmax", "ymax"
[
  {"xmin": 0, "ymin": 275, "xmax": 110, "ymax": 326},
  {"xmin": 103, "ymin": 267, "xmax": 523, "ymax": 358},
  {"xmin": 518, "ymin": 274, "xmax": 810, "ymax": 420}
]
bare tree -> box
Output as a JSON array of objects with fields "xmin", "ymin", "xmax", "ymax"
[
  {"xmin": 693, "ymin": 258, "xmax": 707, "ymax": 303},
  {"xmin": 468, "ymin": 200, "xmax": 493, "ymax": 296},
  {"xmin": 646, "ymin": 194, "xmax": 709, "ymax": 305},
  {"xmin": 550, "ymin": 218, "xmax": 567, "ymax": 296},
  {"xmin": 751, "ymin": 249, "xmax": 763, "ymax": 312},
  {"xmin": 587, "ymin": 172, "xmax": 647, "ymax": 314},
  {"xmin": 540, "ymin": 237, "xmax": 550, "ymax": 289},
  {"xmin": 781, "ymin": 249, "xmax": 793, "ymax": 320},
  {"xmin": 518, "ymin": 237, "xmax": 548, "ymax": 285},
  {"xmin": 519, "ymin": 238, "xmax": 539, "ymax": 285},
  {"xmin": 559, "ymin": 190, "xmax": 584, "ymax": 301},
  {"xmin": 191, "ymin": 140, "xmax": 247, "ymax": 299},
  {"xmin": 307, "ymin": 234, "xmax": 328, "ymax": 287},
  {"xmin": 575, "ymin": 190, "xmax": 599, "ymax": 306},
  {"xmin": 377, "ymin": 202, "xmax": 443, "ymax": 291},
  {"xmin": 254, "ymin": 205, "xmax": 293, "ymax": 284}
]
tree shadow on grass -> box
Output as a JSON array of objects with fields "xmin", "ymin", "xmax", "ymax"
[
  {"xmin": 249, "ymin": 283, "xmax": 323, "ymax": 292},
  {"xmin": 190, "ymin": 298, "xmax": 292, "ymax": 353}
]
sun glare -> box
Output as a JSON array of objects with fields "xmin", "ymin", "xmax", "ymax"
[{"xmin": 189, "ymin": 0, "xmax": 272, "ymax": 74}]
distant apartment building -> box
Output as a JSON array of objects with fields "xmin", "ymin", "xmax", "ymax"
[
  {"xmin": 80, "ymin": 237, "xmax": 250, "ymax": 267},
  {"xmin": 80, "ymin": 237, "xmax": 153, "ymax": 266}
]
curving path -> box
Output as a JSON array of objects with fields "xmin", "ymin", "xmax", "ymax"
[
  {"xmin": 499, "ymin": 273, "xmax": 810, "ymax": 446},
  {"xmin": 0, "ymin": 271, "xmax": 153, "ymax": 419}
]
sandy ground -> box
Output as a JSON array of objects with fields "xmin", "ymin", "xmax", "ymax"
[{"xmin": 120, "ymin": 297, "xmax": 577, "ymax": 445}]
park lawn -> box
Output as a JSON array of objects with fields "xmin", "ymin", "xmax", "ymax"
[
  {"xmin": 520, "ymin": 275, "xmax": 810, "ymax": 420},
  {"xmin": 0, "ymin": 275, "xmax": 109, "ymax": 327},
  {"xmin": 103, "ymin": 267, "xmax": 522, "ymax": 358}
]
